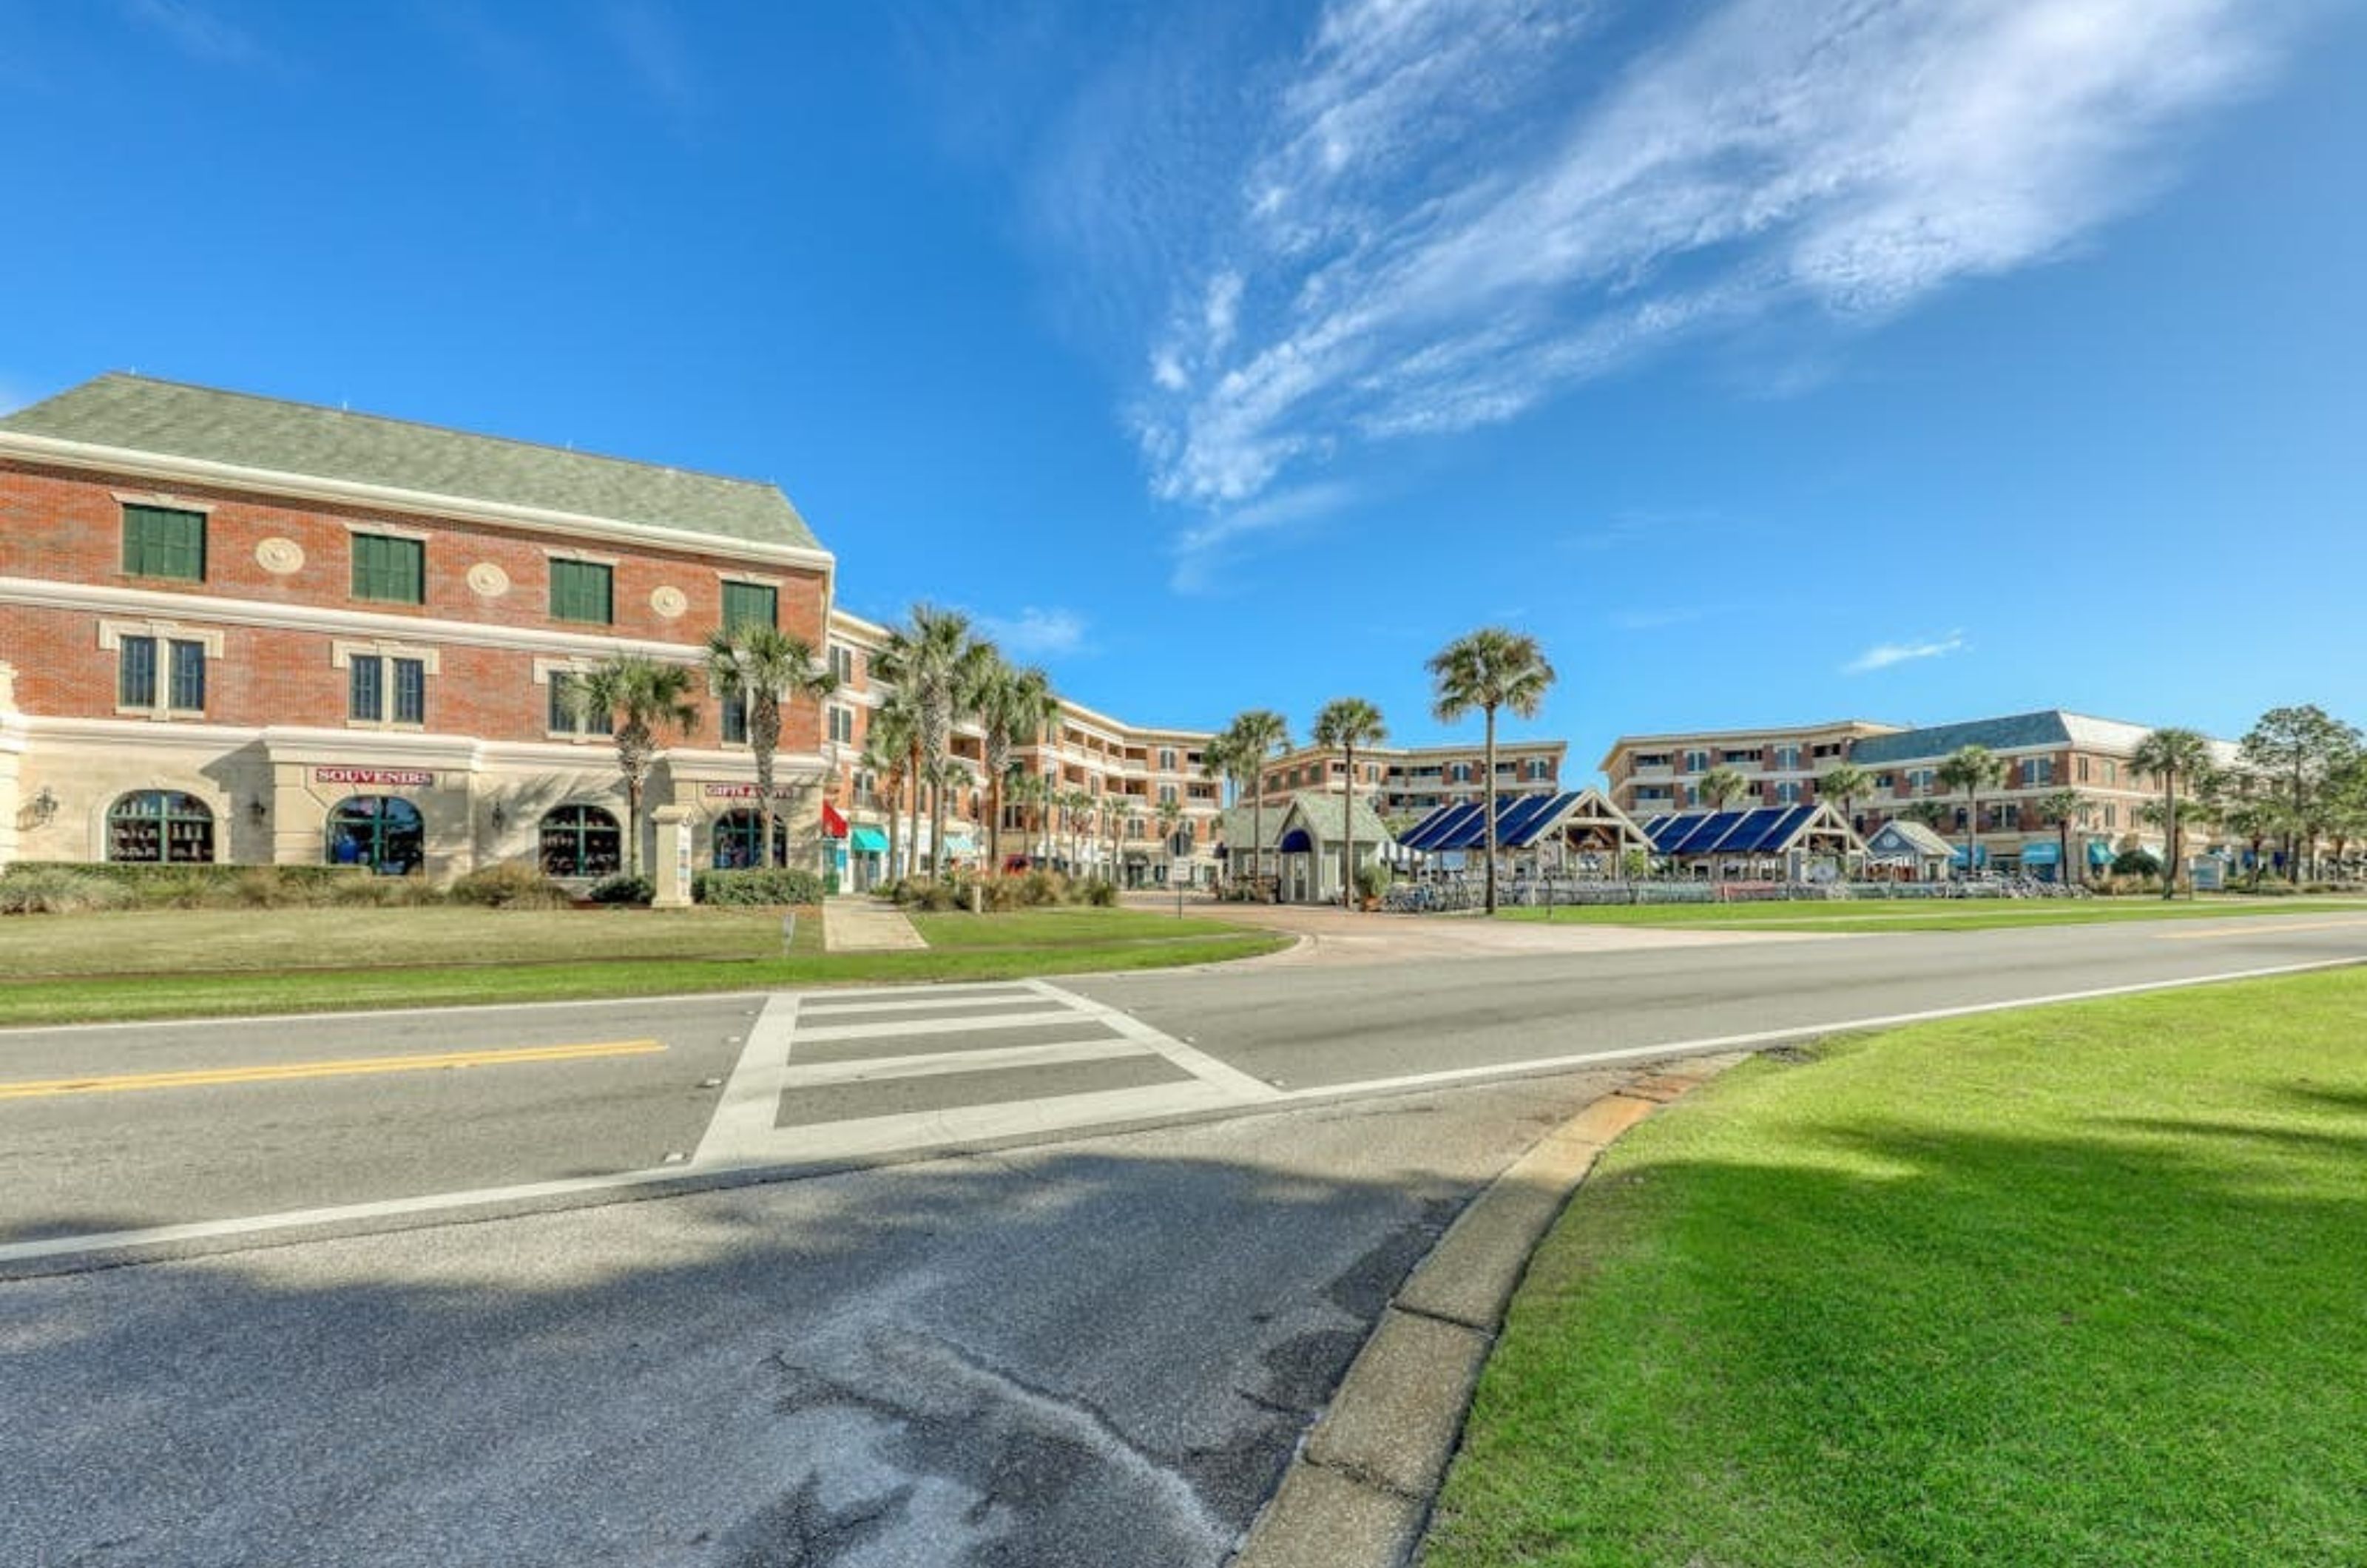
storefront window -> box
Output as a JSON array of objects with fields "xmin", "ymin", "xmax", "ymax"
[
  {"xmin": 538, "ymin": 804, "xmax": 622, "ymax": 879},
  {"xmin": 712, "ymin": 808, "xmax": 788, "ymax": 869},
  {"xmin": 327, "ymin": 795, "xmax": 425, "ymax": 876},
  {"xmin": 108, "ymin": 791, "xmax": 215, "ymax": 863}
]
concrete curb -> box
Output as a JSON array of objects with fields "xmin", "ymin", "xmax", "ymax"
[{"xmin": 1226, "ymin": 1052, "xmax": 1752, "ymax": 1568}]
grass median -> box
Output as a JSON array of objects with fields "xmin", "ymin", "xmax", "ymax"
[
  {"xmin": 1427, "ymin": 964, "xmax": 2367, "ymax": 1568},
  {"xmin": 1495, "ymin": 894, "xmax": 2367, "ymax": 933},
  {"xmin": 0, "ymin": 905, "xmax": 1286, "ymax": 1027}
]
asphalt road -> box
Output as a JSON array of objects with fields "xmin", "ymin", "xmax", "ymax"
[
  {"xmin": 4, "ymin": 913, "xmax": 2361, "ymax": 1258},
  {"xmin": 3, "ymin": 913, "xmax": 2363, "ymax": 1566}
]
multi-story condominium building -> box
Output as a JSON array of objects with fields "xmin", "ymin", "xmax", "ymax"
[
  {"xmin": 1601, "ymin": 710, "xmax": 2238, "ymax": 877},
  {"xmin": 1255, "ymin": 739, "xmax": 1566, "ymax": 819},
  {"xmin": 1599, "ymin": 720, "xmax": 1902, "ymax": 817},
  {"xmin": 0, "ymin": 373, "xmax": 1221, "ymax": 889},
  {"xmin": 819, "ymin": 612, "xmax": 1221, "ymax": 889}
]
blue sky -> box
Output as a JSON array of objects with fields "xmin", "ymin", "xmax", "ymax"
[{"xmin": 4, "ymin": 1, "xmax": 2360, "ymax": 774}]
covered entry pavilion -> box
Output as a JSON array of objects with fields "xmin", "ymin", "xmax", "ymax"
[
  {"xmin": 1219, "ymin": 791, "xmax": 1392, "ymax": 904},
  {"xmin": 1641, "ymin": 802, "xmax": 1866, "ymax": 880},
  {"xmin": 1397, "ymin": 788, "xmax": 1652, "ymax": 879}
]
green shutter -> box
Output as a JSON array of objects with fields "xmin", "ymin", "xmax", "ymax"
[
  {"xmin": 722, "ymin": 581, "xmax": 777, "ymax": 631},
  {"xmin": 551, "ymin": 560, "xmax": 613, "ymax": 624},
  {"xmin": 122, "ymin": 505, "xmax": 206, "ymax": 581},
  {"xmin": 352, "ymin": 534, "xmax": 424, "ymax": 604}
]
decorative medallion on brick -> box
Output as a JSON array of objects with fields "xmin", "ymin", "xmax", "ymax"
[
  {"xmin": 465, "ymin": 561, "xmax": 510, "ymax": 598},
  {"xmin": 649, "ymin": 585, "xmax": 687, "ymax": 619},
  {"xmin": 254, "ymin": 538, "xmax": 305, "ymax": 575}
]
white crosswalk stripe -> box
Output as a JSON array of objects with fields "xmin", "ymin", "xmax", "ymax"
[{"xmin": 690, "ymin": 979, "xmax": 1278, "ymax": 1169}]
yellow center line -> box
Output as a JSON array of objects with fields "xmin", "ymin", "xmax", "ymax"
[
  {"xmin": 2158, "ymin": 917, "xmax": 2367, "ymax": 941},
  {"xmin": 0, "ymin": 1039, "xmax": 666, "ymax": 1100}
]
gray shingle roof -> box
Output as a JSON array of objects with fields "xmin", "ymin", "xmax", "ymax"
[
  {"xmin": 0, "ymin": 373, "xmax": 820, "ymax": 554},
  {"xmin": 1218, "ymin": 791, "xmax": 1392, "ymax": 851},
  {"xmin": 1851, "ymin": 709, "xmax": 2238, "ymax": 767},
  {"xmin": 1849, "ymin": 712, "xmax": 2073, "ymax": 765},
  {"xmin": 1868, "ymin": 820, "xmax": 1955, "ymax": 857}
]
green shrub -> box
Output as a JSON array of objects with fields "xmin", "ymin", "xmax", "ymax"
[
  {"xmin": 1354, "ymin": 861, "xmax": 1394, "ymax": 901},
  {"xmin": 694, "ymin": 867, "xmax": 825, "ymax": 906},
  {"xmin": 587, "ymin": 873, "xmax": 654, "ymax": 906},
  {"xmin": 449, "ymin": 862, "xmax": 573, "ymax": 909},
  {"xmin": 1079, "ymin": 877, "xmax": 1118, "ymax": 907},
  {"xmin": 2111, "ymin": 848, "xmax": 2163, "ymax": 878},
  {"xmin": 1018, "ymin": 868, "xmax": 1068, "ymax": 908},
  {"xmin": 0, "ymin": 867, "xmax": 131, "ymax": 915},
  {"xmin": 911, "ymin": 879, "xmax": 960, "ymax": 912}
]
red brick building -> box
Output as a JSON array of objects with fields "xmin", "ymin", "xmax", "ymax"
[{"xmin": 0, "ymin": 374, "xmax": 837, "ymax": 880}]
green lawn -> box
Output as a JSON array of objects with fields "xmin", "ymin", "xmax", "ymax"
[
  {"xmin": 1425, "ymin": 966, "xmax": 2367, "ymax": 1568},
  {"xmin": 907, "ymin": 906, "xmax": 1250, "ymax": 949},
  {"xmin": 1495, "ymin": 894, "xmax": 2367, "ymax": 933},
  {"xmin": 0, "ymin": 905, "xmax": 1284, "ymax": 1027}
]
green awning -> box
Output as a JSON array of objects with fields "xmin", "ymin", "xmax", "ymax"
[{"xmin": 850, "ymin": 825, "xmax": 889, "ymax": 853}]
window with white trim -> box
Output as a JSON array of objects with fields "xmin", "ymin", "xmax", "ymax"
[
  {"xmin": 101, "ymin": 621, "xmax": 221, "ymax": 719},
  {"xmin": 348, "ymin": 654, "xmax": 427, "ymax": 726}
]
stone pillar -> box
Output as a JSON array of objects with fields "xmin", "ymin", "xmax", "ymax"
[
  {"xmin": 652, "ymin": 805, "xmax": 694, "ymax": 909},
  {"xmin": 0, "ymin": 661, "xmax": 19, "ymax": 871}
]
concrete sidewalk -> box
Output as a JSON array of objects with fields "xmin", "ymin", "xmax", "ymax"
[{"xmin": 822, "ymin": 896, "xmax": 929, "ymax": 953}]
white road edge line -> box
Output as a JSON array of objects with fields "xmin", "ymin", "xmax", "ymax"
[
  {"xmin": 1301, "ymin": 956, "xmax": 2367, "ymax": 1098},
  {"xmin": 5, "ymin": 956, "xmax": 2354, "ymax": 1268}
]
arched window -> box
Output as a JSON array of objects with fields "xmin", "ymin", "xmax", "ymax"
[
  {"xmin": 109, "ymin": 791, "xmax": 215, "ymax": 863},
  {"xmin": 712, "ymin": 808, "xmax": 787, "ymax": 869},
  {"xmin": 328, "ymin": 796, "xmax": 425, "ymax": 876},
  {"xmin": 538, "ymin": 804, "xmax": 621, "ymax": 879}
]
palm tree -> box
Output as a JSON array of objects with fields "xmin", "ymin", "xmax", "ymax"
[
  {"xmin": 1062, "ymin": 787, "xmax": 1096, "ymax": 871},
  {"xmin": 1936, "ymin": 744, "xmax": 2010, "ymax": 880},
  {"xmin": 1312, "ymin": 697, "xmax": 1388, "ymax": 908},
  {"xmin": 1200, "ymin": 732, "xmax": 1256, "ymax": 892},
  {"xmin": 973, "ymin": 660, "xmax": 1060, "ymax": 876},
  {"xmin": 1696, "ymin": 765, "xmax": 1752, "ymax": 813},
  {"xmin": 1902, "ymin": 798, "xmax": 1949, "ymax": 831},
  {"xmin": 570, "ymin": 655, "xmax": 701, "ymax": 879},
  {"xmin": 1101, "ymin": 792, "xmax": 1134, "ymax": 883},
  {"xmin": 2131, "ymin": 727, "xmax": 2215, "ymax": 899},
  {"xmin": 1428, "ymin": 629, "xmax": 1556, "ymax": 916},
  {"xmin": 2032, "ymin": 787, "xmax": 2091, "ymax": 885},
  {"xmin": 1227, "ymin": 710, "xmax": 1291, "ymax": 902},
  {"xmin": 1815, "ymin": 762, "xmax": 1873, "ymax": 831},
  {"xmin": 857, "ymin": 705, "xmax": 916, "ymax": 887},
  {"xmin": 703, "ymin": 624, "xmax": 837, "ymax": 870},
  {"xmin": 873, "ymin": 605, "xmax": 990, "ymax": 880},
  {"xmin": 1156, "ymin": 796, "xmax": 1185, "ymax": 888},
  {"xmin": 1814, "ymin": 761, "xmax": 1875, "ymax": 877}
]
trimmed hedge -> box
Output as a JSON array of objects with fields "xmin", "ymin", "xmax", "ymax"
[{"xmin": 694, "ymin": 867, "xmax": 825, "ymax": 906}]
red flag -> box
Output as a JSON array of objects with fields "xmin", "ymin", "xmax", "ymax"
[{"xmin": 823, "ymin": 802, "xmax": 849, "ymax": 838}]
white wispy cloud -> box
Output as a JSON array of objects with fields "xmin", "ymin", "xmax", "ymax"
[
  {"xmin": 123, "ymin": 0, "xmax": 266, "ymax": 67},
  {"xmin": 1120, "ymin": 0, "xmax": 2296, "ymax": 544},
  {"xmin": 976, "ymin": 606, "xmax": 1090, "ymax": 658},
  {"xmin": 1169, "ymin": 479, "xmax": 1359, "ymax": 592},
  {"xmin": 1846, "ymin": 631, "xmax": 1969, "ymax": 675}
]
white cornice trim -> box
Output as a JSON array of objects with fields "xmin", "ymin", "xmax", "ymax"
[
  {"xmin": 19, "ymin": 716, "xmax": 829, "ymax": 777},
  {"xmin": 0, "ymin": 577, "xmax": 708, "ymax": 662},
  {"xmin": 0, "ymin": 430, "xmax": 836, "ymax": 572}
]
